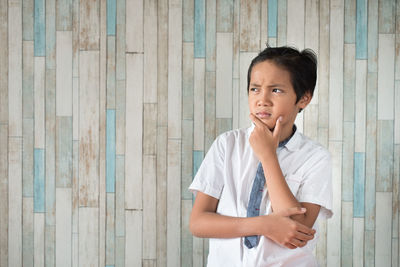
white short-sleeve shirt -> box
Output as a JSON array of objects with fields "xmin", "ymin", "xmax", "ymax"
[{"xmin": 189, "ymin": 125, "xmax": 333, "ymax": 267}]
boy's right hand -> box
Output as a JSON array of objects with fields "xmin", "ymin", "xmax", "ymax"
[{"xmin": 261, "ymin": 207, "xmax": 316, "ymax": 249}]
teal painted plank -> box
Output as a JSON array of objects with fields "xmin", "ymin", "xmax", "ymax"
[
  {"xmin": 183, "ymin": 0, "xmax": 194, "ymax": 42},
  {"xmin": 378, "ymin": 0, "xmax": 395, "ymax": 33},
  {"xmin": 107, "ymin": 37, "xmax": 116, "ymax": 109},
  {"xmin": 46, "ymin": 0, "xmax": 56, "ymax": 69},
  {"xmin": 356, "ymin": 0, "xmax": 367, "ymax": 58},
  {"xmin": 45, "ymin": 225, "xmax": 55, "ymax": 266},
  {"xmin": 206, "ymin": 0, "xmax": 216, "ymax": 71},
  {"xmin": 56, "ymin": 116, "xmax": 72, "ymax": 187},
  {"xmin": 56, "ymin": 0, "xmax": 72, "ymax": 30},
  {"xmin": 277, "ymin": 0, "xmax": 287, "ymax": 46},
  {"xmin": 367, "ymin": 0, "xmax": 378, "ymax": 72},
  {"xmin": 107, "ymin": 0, "xmax": 116, "ymax": 35},
  {"xmin": 23, "ymin": 118, "xmax": 34, "ymax": 197},
  {"xmin": 34, "ymin": 0, "xmax": 45, "ymax": 56},
  {"xmin": 34, "ymin": 148, "xmax": 45, "ymax": 212},
  {"xmin": 106, "ymin": 110, "xmax": 116, "ymax": 193},
  {"xmin": 115, "ymin": 155, "xmax": 125, "ymax": 237},
  {"xmin": 268, "ymin": 0, "xmax": 277, "ymax": 37},
  {"xmin": 353, "ymin": 152, "xmax": 365, "ymax": 217},
  {"xmin": 365, "ymin": 230, "xmax": 375, "ymax": 267},
  {"xmin": 205, "ymin": 71, "xmax": 216, "ymax": 153},
  {"xmin": 377, "ymin": 120, "xmax": 394, "ymax": 191},
  {"xmin": 192, "ymin": 150, "xmax": 204, "ymax": 179},
  {"xmin": 344, "ymin": 0, "xmax": 355, "ymax": 43},
  {"xmin": 182, "ymin": 43, "xmax": 194, "ymax": 120},
  {"xmin": 23, "ymin": 0, "xmax": 34, "ymax": 40},
  {"xmin": 343, "ymin": 44, "xmax": 355, "ymax": 122},
  {"xmin": 194, "ymin": 0, "xmax": 205, "ymax": 57},
  {"xmin": 342, "ymin": 121, "xmax": 354, "ymax": 202},
  {"xmin": 216, "ymin": 0, "xmax": 233, "ymax": 32}
]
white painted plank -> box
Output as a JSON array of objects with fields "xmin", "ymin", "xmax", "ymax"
[
  {"xmin": 375, "ymin": 192, "xmax": 392, "ymax": 267},
  {"xmin": 126, "ymin": 0, "xmax": 143, "ymax": 53},
  {"xmin": 22, "ymin": 197, "xmax": 34, "ymax": 267},
  {"xmin": 287, "ymin": 0, "xmax": 305, "ymax": 49},
  {"xmin": 143, "ymin": 155, "xmax": 157, "ymax": 259},
  {"xmin": 355, "ymin": 60, "xmax": 367, "ymax": 152},
  {"xmin": 72, "ymin": 233, "xmax": 78, "ymax": 267},
  {"xmin": 193, "ymin": 237, "xmax": 203, "ymax": 267},
  {"xmin": 239, "ymin": 52, "xmax": 257, "ymax": 129},
  {"xmin": 395, "ymin": 81, "xmax": 400, "ymax": 144},
  {"xmin": 79, "ymin": 0, "xmax": 99, "ymax": 50},
  {"xmin": 8, "ymin": 0, "xmax": 22, "ymax": 137},
  {"xmin": 168, "ymin": 0, "xmax": 182, "ymax": 139},
  {"xmin": 216, "ymin": 32, "xmax": 233, "ymax": 119},
  {"xmin": 239, "ymin": 0, "xmax": 260, "ymax": 52},
  {"xmin": 78, "ymin": 207, "xmax": 99, "ymax": 267},
  {"xmin": 232, "ymin": 78, "xmax": 239, "ymax": 129},
  {"xmin": 106, "ymin": 193, "xmax": 115, "ymax": 265},
  {"xmin": 316, "ymin": 219, "xmax": 327, "ymax": 266},
  {"xmin": 125, "ymin": 53, "xmax": 143, "ymax": 209},
  {"xmin": 328, "ymin": 0, "xmax": 344, "ymax": 141},
  {"xmin": 193, "ymin": 58, "xmax": 205, "ymax": 151},
  {"xmin": 260, "ymin": 0, "xmax": 268, "ymax": 49},
  {"xmin": 341, "ymin": 201, "xmax": 353, "ymax": 266},
  {"xmin": 34, "ymin": 213, "xmax": 45, "ymax": 267},
  {"xmin": 353, "ymin": 218, "xmax": 364, "ymax": 267},
  {"xmin": 125, "ymin": 210, "xmax": 142, "ymax": 267},
  {"xmin": 144, "ymin": 0, "xmax": 158, "ymax": 103},
  {"xmin": 327, "ymin": 141, "xmax": 342, "ymax": 267},
  {"xmin": 167, "ymin": 139, "xmax": 181, "ymax": 267},
  {"xmin": 72, "ymin": 77, "xmax": 79, "ymax": 140},
  {"xmin": 56, "ymin": 31, "xmax": 73, "ymax": 117},
  {"xmin": 305, "ymin": 0, "xmax": 319, "ymax": 104},
  {"xmin": 377, "ymin": 34, "xmax": 395, "ymax": 120},
  {"xmin": 56, "ymin": 188, "xmax": 72, "ymax": 267},
  {"xmin": 181, "ymin": 199, "xmax": 193, "ymax": 267},
  {"xmin": 8, "ymin": 137, "xmax": 22, "ymax": 267},
  {"xmin": 72, "ymin": 141, "xmax": 79, "ymax": 233},
  {"xmin": 295, "ymin": 111, "xmax": 304, "ymax": 133},
  {"xmin": 79, "ymin": 51, "xmax": 100, "ymax": 207},
  {"xmin": 34, "ymin": 57, "xmax": 45, "ymax": 149}
]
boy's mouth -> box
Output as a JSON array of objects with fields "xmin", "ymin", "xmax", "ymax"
[{"xmin": 255, "ymin": 112, "xmax": 271, "ymax": 119}]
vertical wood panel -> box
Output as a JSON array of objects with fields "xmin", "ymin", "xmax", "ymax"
[
  {"xmin": 367, "ymin": 0, "xmax": 378, "ymax": 72},
  {"xmin": 167, "ymin": 139, "xmax": 181, "ymax": 267},
  {"xmin": 23, "ymin": 118, "xmax": 34, "ymax": 197},
  {"xmin": 125, "ymin": 210, "xmax": 142, "ymax": 267},
  {"xmin": 341, "ymin": 201, "xmax": 353, "ymax": 266},
  {"xmin": 181, "ymin": 199, "xmax": 193, "ymax": 267},
  {"xmin": 277, "ymin": 0, "xmax": 287, "ymax": 46},
  {"xmin": 216, "ymin": 33, "xmax": 233, "ymax": 119},
  {"xmin": 375, "ymin": 192, "xmax": 392, "ymax": 266},
  {"xmin": 22, "ymin": 197, "xmax": 34, "ymax": 267},
  {"xmin": 287, "ymin": 0, "xmax": 305, "ymax": 49},
  {"xmin": 79, "ymin": 51, "xmax": 100, "ymax": 207},
  {"xmin": 34, "ymin": 213, "xmax": 45, "ymax": 267},
  {"xmin": 23, "ymin": 41, "xmax": 34, "ymax": 119},
  {"xmin": 205, "ymin": 71, "xmax": 216, "ymax": 152},
  {"xmin": 217, "ymin": 0, "xmax": 233, "ymax": 32},
  {"xmin": 0, "ymin": 125, "xmax": 7, "ymax": 267},
  {"xmin": 183, "ymin": 0, "xmax": 194, "ymax": 42},
  {"xmin": 0, "ymin": 0, "xmax": 8, "ymax": 125},
  {"xmin": 376, "ymin": 120, "xmax": 394, "ymax": 192},
  {"xmin": 56, "ymin": 31, "xmax": 73, "ymax": 116},
  {"xmin": 353, "ymin": 217, "xmax": 364, "ymax": 267},
  {"xmin": 79, "ymin": 0, "xmax": 99, "ymax": 50},
  {"xmin": 143, "ymin": 104, "xmax": 157, "ymax": 155},
  {"xmin": 143, "ymin": 155, "xmax": 157, "ymax": 259},
  {"xmin": 115, "ymin": 155, "xmax": 125, "ymax": 237},
  {"xmin": 106, "ymin": 193, "xmax": 115, "ymax": 265},
  {"xmin": 56, "ymin": 188, "xmax": 72, "ymax": 267},
  {"xmin": 239, "ymin": 52, "xmax": 256, "ymax": 128},
  {"xmin": 144, "ymin": 0, "xmax": 158, "ymax": 103},
  {"xmin": 182, "ymin": 120, "xmax": 194, "ymax": 200},
  {"xmin": 239, "ymin": 0, "xmax": 260, "ymax": 51},
  {"xmin": 56, "ymin": 116, "xmax": 72, "ymax": 187},
  {"xmin": 34, "ymin": 57, "xmax": 45, "ymax": 148},
  {"xmin": 125, "ymin": 0, "xmax": 143, "ymax": 52},
  {"xmin": 106, "ymin": 37, "xmax": 116, "ymax": 109},
  {"xmin": 355, "ymin": 60, "xmax": 367, "ymax": 152},
  {"xmin": 79, "ymin": 208, "xmax": 99, "ymax": 266},
  {"xmin": 206, "ymin": 0, "xmax": 216, "ymax": 71},
  {"xmin": 125, "ymin": 53, "xmax": 143, "ymax": 209},
  {"xmin": 194, "ymin": 58, "xmax": 205, "ymax": 151}
]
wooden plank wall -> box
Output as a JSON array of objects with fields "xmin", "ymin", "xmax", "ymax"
[{"xmin": 1, "ymin": 0, "xmax": 399, "ymax": 266}]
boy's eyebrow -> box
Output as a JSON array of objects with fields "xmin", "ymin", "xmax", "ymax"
[{"xmin": 250, "ymin": 83, "xmax": 287, "ymax": 88}]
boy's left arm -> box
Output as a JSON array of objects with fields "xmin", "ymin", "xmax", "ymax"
[{"xmin": 249, "ymin": 114, "xmax": 321, "ymax": 228}]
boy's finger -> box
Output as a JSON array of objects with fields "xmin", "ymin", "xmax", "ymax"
[
  {"xmin": 273, "ymin": 116, "xmax": 283, "ymax": 139},
  {"xmin": 282, "ymin": 206, "xmax": 306, "ymax": 217},
  {"xmin": 249, "ymin": 113, "xmax": 265, "ymax": 129}
]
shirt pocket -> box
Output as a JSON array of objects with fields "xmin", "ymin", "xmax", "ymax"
[{"xmin": 285, "ymin": 173, "xmax": 303, "ymax": 198}]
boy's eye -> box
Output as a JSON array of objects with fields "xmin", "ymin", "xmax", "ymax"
[
  {"xmin": 250, "ymin": 88, "xmax": 259, "ymax": 92},
  {"xmin": 272, "ymin": 88, "xmax": 282, "ymax": 93}
]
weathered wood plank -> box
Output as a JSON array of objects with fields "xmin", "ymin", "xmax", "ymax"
[
  {"xmin": 183, "ymin": 0, "xmax": 194, "ymax": 42},
  {"xmin": 205, "ymin": 71, "xmax": 216, "ymax": 152},
  {"xmin": 182, "ymin": 120, "xmax": 194, "ymax": 200},
  {"xmin": 157, "ymin": 0, "xmax": 168, "ymax": 127},
  {"xmin": 143, "ymin": 155, "xmax": 157, "ymax": 259},
  {"xmin": 106, "ymin": 109, "xmax": 116, "ymax": 193},
  {"xmin": 46, "ymin": 0, "xmax": 56, "ymax": 69},
  {"xmin": 115, "ymin": 0, "xmax": 125, "ymax": 81},
  {"xmin": 79, "ymin": 0, "xmax": 99, "ymax": 50},
  {"xmin": 183, "ymin": 42, "xmax": 194, "ymax": 120},
  {"xmin": 34, "ymin": 149, "xmax": 45, "ymax": 212},
  {"xmin": 356, "ymin": 0, "xmax": 367, "ymax": 59},
  {"xmin": 327, "ymin": 141, "xmax": 342, "ymax": 266},
  {"xmin": 355, "ymin": 60, "xmax": 367, "ymax": 152},
  {"xmin": 375, "ymin": 192, "xmax": 392, "ymax": 266},
  {"xmin": 143, "ymin": 104, "xmax": 157, "ymax": 155},
  {"xmin": 239, "ymin": 52, "xmax": 256, "ymax": 128},
  {"xmin": 167, "ymin": 139, "xmax": 181, "ymax": 267},
  {"xmin": 125, "ymin": 53, "xmax": 143, "ymax": 209},
  {"xmin": 367, "ymin": 0, "xmax": 378, "ymax": 72},
  {"xmin": 115, "ymin": 236, "xmax": 125, "ymax": 267},
  {"xmin": 56, "ymin": 188, "xmax": 72, "ymax": 267},
  {"xmin": 206, "ymin": 0, "xmax": 216, "ymax": 71},
  {"xmin": 106, "ymin": 0, "xmax": 116, "ymax": 35},
  {"xmin": 181, "ymin": 199, "xmax": 193, "ymax": 267},
  {"xmin": 342, "ymin": 121, "xmax": 354, "ymax": 202},
  {"xmin": 34, "ymin": 57, "xmax": 45, "ymax": 148},
  {"xmin": 23, "ymin": 0, "xmax": 34, "ymax": 40},
  {"xmin": 287, "ymin": 0, "xmax": 305, "ymax": 49},
  {"xmin": 125, "ymin": 210, "xmax": 142, "ymax": 266},
  {"xmin": 115, "ymin": 155, "xmax": 125, "ymax": 237},
  {"xmin": 353, "ymin": 217, "xmax": 364, "ymax": 267},
  {"xmin": 194, "ymin": 58, "xmax": 205, "ymax": 151},
  {"xmin": 45, "ymin": 225, "xmax": 55, "ymax": 266},
  {"xmin": 144, "ymin": 0, "xmax": 158, "ymax": 103},
  {"xmin": 168, "ymin": 0, "xmax": 182, "ymax": 138},
  {"xmin": 79, "ymin": 207, "xmax": 99, "ymax": 266},
  {"xmin": 194, "ymin": 0, "xmax": 205, "ymax": 58},
  {"xmin": 277, "ymin": 0, "xmax": 287, "ymax": 46},
  {"xmin": 126, "ymin": 0, "xmax": 143, "ymax": 52},
  {"xmin": 377, "ymin": 34, "xmax": 395, "ymax": 120},
  {"xmin": 56, "ymin": 0, "xmax": 72, "ymax": 30},
  {"xmin": 0, "ymin": 0, "xmax": 8, "ymax": 125},
  {"xmin": 378, "ymin": 0, "xmax": 395, "ymax": 34},
  {"xmin": 305, "ymin": 0, "xmax": 319, "ymax": 104},
  {"xmin": 72, "ymin": 141, "xmax": 79, "ymax": 233},
  {"xmin": 341, "ymin": 201, "xmax": 353, "ymax": 266},
  {"xmin": 344, "ymin": 0, "xmax": 355, "ymax": 44},
  {"xmin": 216, "ymin": 32, "xmax": 233, "ymax": 119},
  {"xmin": 106, "ymin": 36, "xmax": 116, "ymax": 109},
  {"xmin": 217, "ymin": 0, "xmax": 233, "ymax": 32},
  {"xmin": 34, "ymin": 213, "xmax": 45, "ymax": 267},
  {"xmin": 56, "ymin": 116, "xmax": 73, "ymax": 188},
  {"xmin": 239, "ymin": 0, "xmax": 260, "ymax": 51},
  {"xmin": 343, "ymin": 44, "xmax": 355, "ymax": 123},
  {"xmin": 22, "ymin": 197, "xmax": 34, "ymax": 267},
  {"xmin": 23, "ymin": 118, "xmax": 34, "ymax": 197},
  {"xmin": 376, "ymin": 120, "xmax": 394, "ymax": 192},
  {"xmin": 79, "ymin": 51, "xmax": 100, "ymax": 207},
  {"xmin": 106, "ymin": 193, "xmax": 115, "ymax": 265},
  {"xmin": 0, "ymin": 124, "xmax": 7, "ymax": 266},
  {"xmin": 23, "ymin": 41, "xmax": 34, "ymax": 119},
  {"xmin": 116, "ymin": 80, "xmax": 125, "ymax": 155},
  {"xmin": 156, "ymin": 126, "xmax": 168, "ymax": 267}
]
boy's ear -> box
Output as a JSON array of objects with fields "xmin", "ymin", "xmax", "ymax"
[{"xmin": 298, "ymin": 92, "xmax": 312, "ymax": 109}]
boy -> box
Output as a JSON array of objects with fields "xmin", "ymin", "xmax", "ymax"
[{"xmin": 189, "ymin": 46, "xmax": 333, "ymax": 266}]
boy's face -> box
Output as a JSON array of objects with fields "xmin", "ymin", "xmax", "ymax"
[{"xmin": 248, "ymin": 60, "xmax": 311, "ymax": 141}]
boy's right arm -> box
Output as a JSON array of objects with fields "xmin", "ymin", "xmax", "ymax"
[{"xmin": 189, "ymin": 191, "xmax": 316, "ymax": 249}]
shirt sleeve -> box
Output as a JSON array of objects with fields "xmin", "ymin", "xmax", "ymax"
[
  {"xmin": 296, "ymin": 149, "xmax": 333, "ymax": 219},
  {"xmin": 188, "ymin": 134, "xmax": 226, "ymax": 199}
]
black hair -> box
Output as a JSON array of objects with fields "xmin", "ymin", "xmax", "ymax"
[{"xmin": 247, "ymin": 45, "xmax": 317, "ymax": 110}]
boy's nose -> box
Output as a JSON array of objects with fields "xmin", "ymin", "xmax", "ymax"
[{"xmin": 257, "ymin": 92, "xmax": 272, "ymax": 106}]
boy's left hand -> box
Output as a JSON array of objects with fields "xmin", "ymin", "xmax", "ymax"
[{"xmin": 249, "ymin": 113, "xmax": 282, "ymax": 162}]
